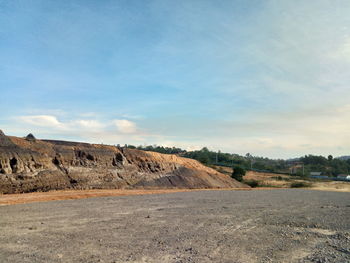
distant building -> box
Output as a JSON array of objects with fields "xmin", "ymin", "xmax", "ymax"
[
  {"xmin": 310, "ymin": 172, "xmax": 329, "ymax": 179},
  {"xmin": 310, "ymin": 172, "xmax": 322, "ymax": 176},
  {"xmin": 337, "ymin": 174, "xmax": 350, "ymax": 180}
]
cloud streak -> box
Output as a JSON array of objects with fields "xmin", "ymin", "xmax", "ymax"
[{"xmin": 15, "ymin": 115, "xmax": 143, "ymax": 143}]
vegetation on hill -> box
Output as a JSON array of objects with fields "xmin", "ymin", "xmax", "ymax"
[
  {"xmin": 231, "ymin": 166, "xmax": 246, "ymax": 182},
  {"xmin": 126, "ymin": 145, "xmax": 350, "ymax": 177}
]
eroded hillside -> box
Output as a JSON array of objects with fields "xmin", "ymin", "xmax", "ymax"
[{"xmin": 0, "ymin": 130, "xmax": 248, "ymax": 193}]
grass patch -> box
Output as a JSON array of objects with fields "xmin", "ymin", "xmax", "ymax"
[
  {"xmin": 290, "ymin": 181, "xmax": 312, "ymax": 188},
  {"xmin": 272, "ymin": 176, "xmax": 291, "ymax": 181}
]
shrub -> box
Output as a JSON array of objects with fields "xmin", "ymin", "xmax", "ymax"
[
  {"xmin": 244, "ymin": 180, "xmax": 259, "ymax": 188},
  {"xmin": 231, "ymin": 166, "xmax": 246, "ymax": 182}
]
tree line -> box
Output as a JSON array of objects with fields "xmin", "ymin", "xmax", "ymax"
[{"xmin": 123, "ymin": 144, "xmax": 350, "ymax": 176}]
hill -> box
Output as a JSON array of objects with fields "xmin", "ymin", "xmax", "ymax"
[{"xmin": 0, "ymin": 130, "xmax": 247, "ymax": 194}]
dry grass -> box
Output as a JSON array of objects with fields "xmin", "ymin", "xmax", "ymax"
[
  {"xmin": 246, "ymin": 171, "xmax": 350, "ymax": 192},
  {"xmin": 311, "ymin": 181, "xmax": 350, "ymax": 192},
  {"xmin": 213, "ymin": 166, "xmax": 350, "ymax": 192}
]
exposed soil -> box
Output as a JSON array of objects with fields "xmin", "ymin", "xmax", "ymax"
[
  {"xmin": 0, "ymin": 131, "xmax": 247, "ymax": 194},
  {"xmin": 0, "ymin": 188, "xmax": 251, "ymax": 206},
  {"xmin": 1, "ymin": 189, "xmax": 349, "ymax": 263}
]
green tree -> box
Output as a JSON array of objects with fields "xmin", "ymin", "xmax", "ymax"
[
  {"xmin": 201, "ymin": 147, "xmax": 209, "ymax": 152},
  {"xmin": 231, "ymin": 166, "xmax": 246, "ymax": 182},
  {"xmin": 198, "ymin": 153, "xmax": 210, "ymax": 164}
]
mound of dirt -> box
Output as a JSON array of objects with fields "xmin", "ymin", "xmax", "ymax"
[
  {"xmin": 0, "ymin": 130, "xmax": 16, "ymax": 147},
  {"xmin": 0, "ymin": 131, "xmax": 248, "ymax": 193}
]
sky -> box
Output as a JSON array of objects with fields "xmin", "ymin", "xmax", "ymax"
[{"xmin": 0, "ymin": 0, "xmax": 350, "ymax": 159}]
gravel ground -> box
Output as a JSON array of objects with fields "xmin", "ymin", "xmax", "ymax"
[{"xmin": 1, "ymin": 189, "xmax": 349, "ymax": 263}]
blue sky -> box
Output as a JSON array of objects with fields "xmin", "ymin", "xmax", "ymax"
[{"xmin": 1, "ymin": 0, "xmax": 350, "ymax": 158}]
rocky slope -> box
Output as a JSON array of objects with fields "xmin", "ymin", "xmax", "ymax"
[{"xmin": 0, "ymin": 130, "xmax": 248, "ymax": 193}]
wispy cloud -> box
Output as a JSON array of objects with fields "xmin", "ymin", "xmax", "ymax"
[
  {"xmin": 19, "ymin": 115, "xmax": 63, "ymax": 128},
  {"xmin": 113, "ymin": 119, "xmax": 137, "ymax": 134},
  {"xmin": 14, "ymin": 115, "xmax": 144, "ymax": 144}
]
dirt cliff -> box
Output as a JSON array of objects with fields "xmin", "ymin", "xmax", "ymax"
[{"xmin": 0, "ymin": 130, "xmax": 248, "ymax": 193}]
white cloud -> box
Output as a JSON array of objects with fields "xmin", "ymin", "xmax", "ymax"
[
  {"xmin": 12, "ymin": 115, "xmax": 144, "ymax": 145},
  {"xmin": 113, "ymin": 119, "xmax": 137, "ymax": 134},
  {"xmin": 73, "ymin": 120, "xmax": 105, "ymax": 130},
  {"xmin": 18, "ymin": 115, "xmax": 106, "ymax": 131},
  {"xmin": 19, "ymin": 115, "xmax": 63, "ymax": 128}
]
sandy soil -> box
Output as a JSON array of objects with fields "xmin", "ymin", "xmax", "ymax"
[{"xmin": 0, "ymin": 188, "xmax": 251, "ymax": 206}]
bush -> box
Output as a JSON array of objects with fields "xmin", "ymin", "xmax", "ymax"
[
  {"xmin": 231, "ymin": 166, "xmax": 246, "ymax": 182},
  {"xmin": 290, "ymin": 182, "xmax": 311, "ymax": 188},
  {"xmin": 244, "ymin": 180, "xmax": 259, "ymax": 188}
]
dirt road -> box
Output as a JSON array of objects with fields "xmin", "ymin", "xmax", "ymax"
[{"xmin": 1, "ymin": 189, "xmax": 349, "ymax": 262}]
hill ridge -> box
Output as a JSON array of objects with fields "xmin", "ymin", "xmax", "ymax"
[{"xmin": 0, "ymin": 132, "xmax": 248, "ymax": 193}]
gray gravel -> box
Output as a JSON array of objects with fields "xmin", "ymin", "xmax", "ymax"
[{"xmin": 1, "ymin": 189, "xmax": 350, "ymax": 263}]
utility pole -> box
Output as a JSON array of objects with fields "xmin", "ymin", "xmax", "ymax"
[
  {"xmin": 250, "ymin": 155, "xmax": 254, "ymax": 170},
  {"xmin": 302, "ymin": 163, "xmax": 304, "ymax": 177}
]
